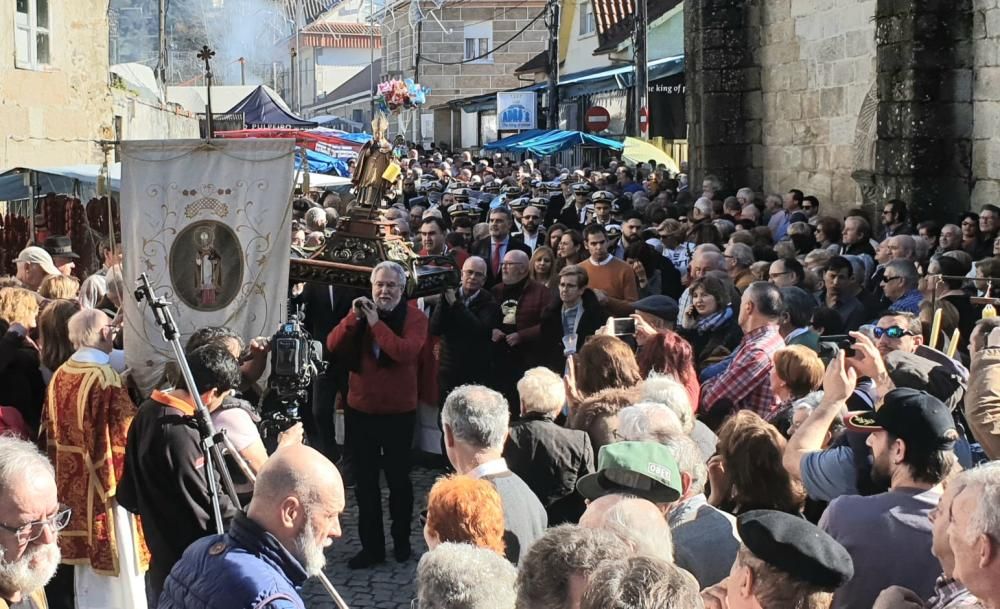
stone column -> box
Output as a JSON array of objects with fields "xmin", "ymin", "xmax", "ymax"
[
  {"xmin": 684, "ymin": 0, "xmax": 762, "ymax": 193},
  {"xmin": 873, "ymin": 0, "xmax": 973, "ymax": 221}
]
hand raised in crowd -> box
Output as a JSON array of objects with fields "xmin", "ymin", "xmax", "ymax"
[
  {"xmin": 631, "ymin": 313, "xmax": 657, "ymax": 347},
  {"xmin": 700, "ymin": 582, "xmax": 730, "ymax": 609},
  {"xmin": 563, "ymin": 355, "xmax": 584, "ymax": 410},
  {"xmin": 249, "ymin": 336, "xmax": 270, "ymax": 356},
  {"xmin": 845, "ymin": 331, "xmax": 887, "ymax": 381},
  {"xmin": 505, "ymin": 332, "xmax": 522, "ymax": 347},
  {"xmin": 706, "ymin": 454, "xmax": 730, "ymax": 508},
  {"xmin": 822, "ymin": 350, "xmax": 857, "ymax": 404},
  {"xmin": 276, "ymin": 422, "xmax": 305, "ymax": 447}
]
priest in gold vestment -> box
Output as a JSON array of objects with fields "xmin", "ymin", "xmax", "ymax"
[{"xmin": 41, "ymin": 309, "xmax": 148, "ymax": 609}]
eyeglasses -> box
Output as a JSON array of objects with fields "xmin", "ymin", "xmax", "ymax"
[
  {"xmin": 872, "ymin": 325, "xmax": 914, "ymax": 339},
  {"xmin": 769, "ymin": 271, "xmax": 791, "ymax": 278},
  {"xmin": 0, "ymin": 505, "xmax": 72, "ymax": 545},
  {"xmin": 882, "ymin": 209, "xmax": 894, "ymax": 216},
  {"xmin": 881, "ymin": 275, "xmax": 903, "ymax": 284}
]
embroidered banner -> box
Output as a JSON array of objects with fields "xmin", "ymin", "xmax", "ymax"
[{"xmin": 120, "ymin": 139, "xmax": 295, "ymax": 394}]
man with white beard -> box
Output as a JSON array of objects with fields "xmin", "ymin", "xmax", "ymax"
[
  {"xmin": 158, "ymin": 445, "xmax": 346, "ymax": 608},
  {"xmin": 0, "ymin": 436, "xmax": 65, "ymax": 609}
]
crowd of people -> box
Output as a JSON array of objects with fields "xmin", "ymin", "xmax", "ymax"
[{"xmin": 2, "ymin": 149, "xmax": 1000, "ymax": 609}]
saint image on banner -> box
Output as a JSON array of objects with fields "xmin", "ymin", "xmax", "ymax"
[
  {"xmin": 169, "ymin": 220, "xmax": 243, "ymax": 312},
  {"xmin": 195, "ymin": 228, "xmax": 222, "ymax": 306}
]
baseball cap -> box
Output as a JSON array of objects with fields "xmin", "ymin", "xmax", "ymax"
[
  {"xmin": 844, "ymin": 388, "xmax": 958, "ymax": 451},
  {"xmin": 13, "ymin": 246, "xmax": 60, "ymax": 277},
  {"xmin": 576, "ymin": 441, "xmax": 682, "ymax": 503}
]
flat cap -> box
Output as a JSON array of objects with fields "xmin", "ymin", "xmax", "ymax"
[{"xmin": 737, "ymin": 510, "xmax": 854, "ymax": 589}]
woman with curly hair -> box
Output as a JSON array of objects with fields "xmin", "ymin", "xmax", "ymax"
[
  {"xmin": 423, "ymin": 474, "xmax": 505, "ymax": 556},
  {"xmin": 708, "ymin": 410, "xmax": 805, "ymax": 516},
  {"xmin": 0, "ymin": 287, "xmax": 45, "ymax": 435}
]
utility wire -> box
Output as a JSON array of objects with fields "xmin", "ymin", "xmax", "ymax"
[{"xmin": 417, "ymin": 5, "xmax": 545, "ymax": 65}]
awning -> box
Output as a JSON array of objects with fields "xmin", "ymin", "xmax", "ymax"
[
  {"xmin": 225, "ymin": 85, "xmax": 318, "ymax": 129},
  {"xmin": 0, "ymin": 165, "xmax": 121, "ymax": 202},
  {"xmin": 295, "ymin": 147, "xmax": 350, "ymax": 176},
  {"xmin": 484, "ymin": 129, "xmax": 623, "ymax": 156},
  {"xmin": 214, "ymin": 128, "xmax": 361, "ymax": 158},
  {"xmin": 452, "ymin": 54, "xmax": 685, "ymax": 113},
  {"xmin": 622, "ymin": 137, "xmax": 678, "ymax": 172}
]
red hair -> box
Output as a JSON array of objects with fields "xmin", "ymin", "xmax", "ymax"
[
  {"xmin": 637, "ymin": 330, "xmax": 699, "ymax": 409},
  {"xmin": 425, "ymin": 475, "xmax": 505, "ymax": 556}
]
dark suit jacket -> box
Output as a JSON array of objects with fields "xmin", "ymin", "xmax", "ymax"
[
  {"xmin": 504, "ymin": 413, "xmax": 594, "ymax": 525},
  {"xmin": 471, "ymin": 236, "xmax": 532, "ymax": 288},
  {"xmin": 511, "ymin": 228, "xmax": 547, "ymax": 252},
  {"xmin": 538, "ymin": 288, "xmax": 607, "ymax": 372},
  {"xmin": 557, "ymin": 203, "xmax": 587, "ymax": 231},
  {"xmin": 429, "ymin": 289, "xmax": 501, "ymax": 393},
  {"xmin": 544, "ymin": 194, "xmax": 567, "ymax": 226}
]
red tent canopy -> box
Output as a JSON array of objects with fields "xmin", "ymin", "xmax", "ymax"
[{"xmin": 214, "ymin": 128, "xmax": 361, "ymax": 159}]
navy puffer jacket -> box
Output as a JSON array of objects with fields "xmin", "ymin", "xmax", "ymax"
[{"xmin": 158, "ymin": 512, "xmax": 308, "ymax": 609}]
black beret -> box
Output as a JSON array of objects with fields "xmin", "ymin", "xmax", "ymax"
[{"xmin": 737, "ymin": 510, "xmax": 854, "ymax": 589}]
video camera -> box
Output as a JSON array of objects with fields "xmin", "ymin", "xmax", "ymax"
[{"xmin": 258, "ymin": 308, "xmax": 326, "ymax": 443}]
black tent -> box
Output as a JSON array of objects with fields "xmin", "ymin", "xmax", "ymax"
[{"xmin": 225, "ymin": 85, "xmax": 318, "ymax": 129}]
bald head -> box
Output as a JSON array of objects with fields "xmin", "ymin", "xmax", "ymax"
[
  {"xmin": 502, "ymin": 249, "xmax": 530, "ymax": 284},
  {"xmin": 248, "ymin": 444, "xmax": 345, "ymax": 575}
]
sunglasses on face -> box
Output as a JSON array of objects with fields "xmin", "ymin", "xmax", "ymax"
[{"xmin": 873, "ymin": 325, "xmax": 913, "ymax": 339}]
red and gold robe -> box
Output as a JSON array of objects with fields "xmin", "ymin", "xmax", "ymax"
[{"xmin": 41, "ymin": 354, "xmax": 150, "ymax": 576}]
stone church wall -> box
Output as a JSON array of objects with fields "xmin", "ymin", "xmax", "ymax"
[{"xmin": 756, "ymin": 0, "xmax": 877, "ymax": 211}]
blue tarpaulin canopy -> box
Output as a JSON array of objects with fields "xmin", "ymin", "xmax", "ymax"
[
  {"xmin": 226, "ymin": 85, "xmax": 317, "ymax": 129},
  {"xmin": 483, "ymin": 129, "xmax": 623, "ymax": 156},
  {"xmin": 295, "ymin": 147, "xmax": 349, "ymax": 177}
]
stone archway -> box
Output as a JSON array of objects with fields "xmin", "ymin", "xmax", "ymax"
[{"xmin": 851, "ymin": 80, "xmax": 880, "ymax": 217}]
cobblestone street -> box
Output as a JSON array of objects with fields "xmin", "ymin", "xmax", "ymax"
[{"xmin": 301, "ymin": 463, "xmax": 444, "ymax": 609}]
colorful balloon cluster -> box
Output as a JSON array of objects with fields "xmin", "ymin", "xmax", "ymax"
[{"xmin": 375, "ymin": 78, "xmax": 429, "ymax": 114}]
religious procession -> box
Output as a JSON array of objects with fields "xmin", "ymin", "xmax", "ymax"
[{"xmin": 4, "ymin": 1, "xmax": 1000, "ymax": 609}]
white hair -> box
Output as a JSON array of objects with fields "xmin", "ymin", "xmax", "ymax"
[
  {"xmin": 639, "ymin": 374, "xmax": 694, "ymax": 433},
  {"xmin": 618, "ymin": 403, "xmax": 683, "ymax": 441},
  {"xmin": 736, "ymin": 187, "xmax": 754, "ymax": 201},
  {"xmin": 517, "ymin": 367, "xmax": 565, "ymax": 416},
  {"xmin": 78, "ymin": 274, "xmax": 107, "ymax": 309},
  {"xmin": 67, "ymin": 308, "xmax": 110, "ymax": 350},
  {"xmin": 601, "ymin": 498, "xmax": 674, "ymax": 563},
  {"xmin": 442, "ymin": 385, "xmax": 510, "ymax": 451},
  {"xmin": 0, "ymin": 436, "xmax": 54, "ymax": 496},
  {"xmin": 955, "ymin": 462, "xmax": 1000, "ymax": 544},
  {"xmin": 417, "ymin": 543, "xmax": 517, "ymax": 609},
  {"xmin": 694, "ymin": 197, "xmax": 712, "ymax": 217},
  {"xmin": 304, "ymin": 207, "xmax": 327, "ymax": 231},
  {"xmin": 370, "ymin": 261, "xmax": 407, "ymax": 285}
]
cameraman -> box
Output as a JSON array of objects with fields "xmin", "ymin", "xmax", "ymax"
[{"xmin": 184, "ymin": 328, "xmax": 304, "ymax": 491}]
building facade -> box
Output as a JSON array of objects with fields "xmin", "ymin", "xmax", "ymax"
[
  {"xmin": 1, "ymin": 0, "xmax": 114, "ymax": 168},
  {"xmin": 379, "ymin": 0, "xmax": 549, "ymax": 149}
]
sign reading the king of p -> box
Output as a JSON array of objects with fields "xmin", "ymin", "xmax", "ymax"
[
  {"xmin": 120, "ymin": 139, "xmax": 295, "ymax": 393},
  {"xmin": 497, "ymin": 91, "xmax": 537, "ymax": 130}
]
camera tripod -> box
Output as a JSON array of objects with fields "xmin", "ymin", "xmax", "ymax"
[{"xmin": 135, "ymin": 273, "xmax": 350, "ymax": 609}]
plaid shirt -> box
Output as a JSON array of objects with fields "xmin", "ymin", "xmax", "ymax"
[
  {"xmin": 928, "ymin": 577, "xmax": 983, "ymax": 609},
  {"xmin": 700, "ymin": 324, "xmax": 784, "ymax": 418}
]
